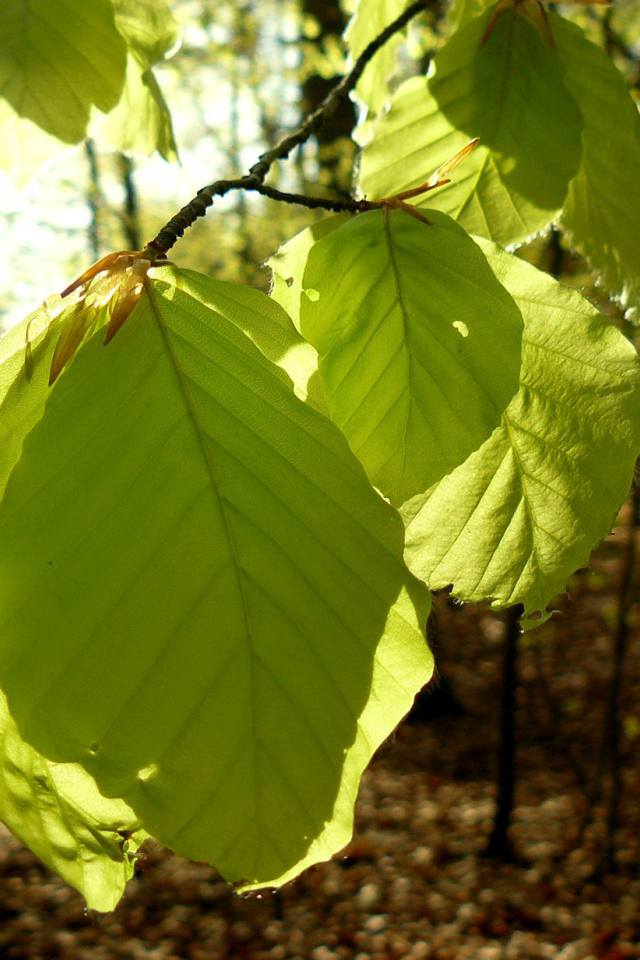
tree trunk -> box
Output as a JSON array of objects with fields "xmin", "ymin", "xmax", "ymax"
[{"xmin": 483, "ymin": 604, "xmax": 524, "ymax": 859}]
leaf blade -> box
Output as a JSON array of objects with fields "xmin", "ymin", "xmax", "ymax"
[
  {"xmin": 0, "ymin": 0, "xmax": 126, "ymax": 144},
  {"xmin": 0, "ymin": 688, "xmax": 145, "ymax": 912},
  {"xmin": 359, "ymin": 7, "xmax": 584, "ymax": 246},
  {"xmin": 552, "ymin": 12, "xmax": 640, "ymax": 305},
  {"xmin": 401, "ymin": 242, "xmax": 640, "ymax": 629},
  {"xmin": 284, "ymin": 210, "xmax": 523, "ymax": 507},
  {"xmin": 345, "ymin": 0, "xmax": 410, "ymax": 117},
  {"xmin": 0, "ymin": 269, "xmax": 432, "ymax": 886}
]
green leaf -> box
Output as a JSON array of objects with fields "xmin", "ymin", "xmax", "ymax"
[
  {"xmin": 270, "ymin": 214, "xmax": 349, "ymax": 331},
  {"xmin": 277, "ymin": 209, "xmax": 523, "ymax": 508},
  {"xmin": 268, "ymin": 215, "xmax": 351, "ymax": 417},
  {"xmin": 0, "ymin": 688, "xmax": 145, "ymax": 912},
  {"xmin": 0, "ymin": 295, "xmax": 88, "ymax": 501},
  {"xmin": 112, "ymin": 0, "xmax": 180, "ymax": 71},
  {"xmin": 359, "ymin": 6, "xmax": 584, "ymax": 246},
  {"xmin": 446, "ymin": 0, "xmax": 493, "ymax": 31},
  {"xmin": 552, "ymin": 12, "xmax": 640, "ymax": 306},
  {"xmin": 0, "ymin": 0, "xmax": 126, "ymax": 144},
  {"xmin": 0, "ymin": 268, "xmax": 432, "ymax": 888},
  {"xmin": 94, "ymin": 0, "xmax": 180, "ymax": 161},
  {"xmin": 345, "ymin": 0, "xmax": 410, "ymax": 116},
  {"xmin": 96, "ymin": 55, "xmax": 178, "ymax": 162},
  {"xmin": 401, "ymin": 241, "xmax": 640, "ymax": 630}
]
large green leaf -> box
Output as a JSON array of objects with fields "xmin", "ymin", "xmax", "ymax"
[
  {"xmin": 0, "ymin": 689, "xmax": 146, "ymax": 912},
  {"xmin": 273, "ymin": 209, "xmax": 523, "ymax": 508},
  {"xmin": 359, "ymin": 6, "xmax": 584, "ymax": 246},
  {"xmin": 0, "ymin": 268, "xmax": 432, "ymax": 888},
  {"xmin": 0, "ymin": 0, "xmax": 126, "ymax": 144},
  {"xmin": 345, "ymin": 0, "xmax": 410, "ymax": 117},
  {"xmin": 401, "ymin": 241, "xmax": 640, "ymax": 630},
  {"xmin": 552, "ymin": 13, "xmax": 640, "ymax": 306}
]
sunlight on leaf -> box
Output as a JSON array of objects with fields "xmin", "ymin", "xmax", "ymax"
[
  {"xmin": 345, "ymin": 0, "xmax": 411, "ymax": 118},
  {"xmin": 0, "ymin": 268, "xmax": 432, "ymax": 889},
  {"xmin": 401, "ymin": 241, "xmax": 640, "ymax": 629},
  {"xmin": 271, "ymin": 208, "xmax": 523, "ymax": 508},
  {"xmin": 360, "ymin": 5, "xmax": 584, "ymax": 246},
  {"xmin": 0, "ymin": 0, "xmax": 126, "ymax": 144},
  {"xmin": 0, "ymin": 690, "xmax": 146, "ymax": 912},
  {"xmin": 552, "ymin": 12, "xmax": 640, "ymax": 306}
]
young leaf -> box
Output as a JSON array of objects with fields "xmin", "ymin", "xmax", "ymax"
[
  {"xmin": 401, "ymin": 241, "xmax": 640, "ymax": 630},
  {"xmin": 0, "ymin": 0, "xmax": 126, "ymax": 144},
  {"xmin": 359, "ymin": 6, "xmax": 584, "ymax": 246},
  {"xmin": 552, "ymin": 12, "xmax": 640, "ymax": 306},
  {"xmin": 0, "ymin": 689, "xmax": 146, "ymax": 912},
  {"xmin": 95, "ymin": 0, "xmax": 180, "ymax": 161},
  {"xmin": 111, "ymin": 0, "xmax": 180, "ymax": 72},
  {"xmin": 0, "ymin": 268, "xmax": 432, "ymax": 889},
  {"xmin": 275, "ymin": 209, "xmax": 523, "ymax": 508},
  {"xmin": 0, "ymin": 295, "xmax": 90, "ymax": 500},
  {"xmin": 345, "ymin": 0, "xmax": 410, "ymax": 117},
  {"xmin": 97, "ymin": 57, "xmax": 178, "ymax": 162}
]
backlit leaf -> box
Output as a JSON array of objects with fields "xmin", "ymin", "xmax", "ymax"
[
  {"xmin": 97, "ymin": 56, "xmax": 178, "ymax": 162},
  {"xmin": 95, "ymin": 0, "xmax": 180, "ymax": 161},
  {"xmin": 345, "ymin": 0, "xmax": 410, "ymax": 117},
  {"xmin": 0, "ymin": 0, "xmax": 126, "ymax": 144},
  {"xmin": 552, "ymin": 12, "xmax": 640, "ymax": 306},
  {"xmin": 401, "ymin": 242, "xmax": 640, "ymax": 629},
  {"xmin": 0, "ymin": 294, "xmax": 93, "ymax": 500},
  {"xmin": 0, "ymin": 689, "xmax": 146, "ymax": 912},
  {"xmin": 0, "ymin": 268, "xmax": 432, "ymax": 889},
  {"xmin": 359, "ymin": 6, "xmax": 584, "ymax": 246},
  {"xmin": 274, "ymin": 209, "xmax": 523, "ymax": 508},
  {"xmin": 112, "ymin": 0, "xmax": 180, "ymax": 71}
]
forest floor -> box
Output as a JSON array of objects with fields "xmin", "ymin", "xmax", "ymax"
[{"xmin": 1, "ymin": 508, "xmax": 639, "ymax": 960}]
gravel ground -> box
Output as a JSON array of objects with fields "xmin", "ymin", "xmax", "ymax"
[{"xmin": 0, "ymin": 517, "xmax": 638, "ymax": 960}]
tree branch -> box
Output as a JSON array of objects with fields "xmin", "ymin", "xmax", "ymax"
[{"xmin": 144, "ymin": 0, "xmax": 429, "ymax": 259}]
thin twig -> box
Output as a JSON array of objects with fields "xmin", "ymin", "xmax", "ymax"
[{"xmin": 144, "ymin": 0, "xmax": 429, "ymax": 258}]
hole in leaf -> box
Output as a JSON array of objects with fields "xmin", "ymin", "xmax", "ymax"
[
  {"xmin": 285, "ymin": 277, "xmax": 294, "ymax": 288},
  {"xmin": 452, "ymin": 321, "xmax": 469, "ymax": 338},
  {"xmin": 137, "ymin": 762, "xmax": 159, "ymax": 783},
  {"xmin": 304, "ymin": 288, "xmax": 320, "ymax": 302},
  {"xmin": 89, "ymin": 742, "xmax": 100, "ymax": 754}
]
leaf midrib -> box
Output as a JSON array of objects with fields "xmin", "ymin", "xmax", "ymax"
[{"xmin": 146, "ymin": 281, "xmax": 259, "ymax": 808}]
